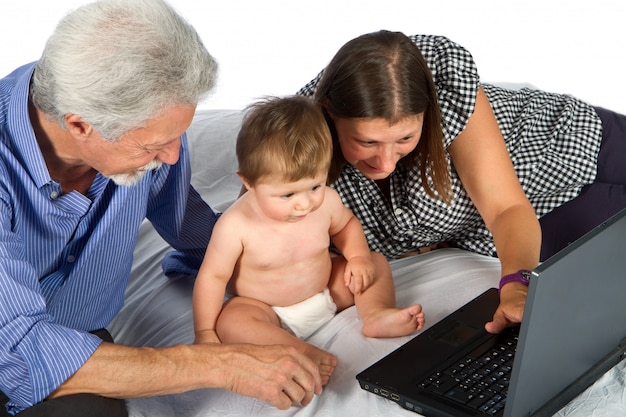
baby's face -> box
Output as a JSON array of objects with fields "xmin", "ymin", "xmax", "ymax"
[{"xmin": 250, "ymin": 172, "xmax": 328, "ymax": 223}]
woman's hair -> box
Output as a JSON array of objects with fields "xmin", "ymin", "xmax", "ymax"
[
  {"xmin": 313, "ymin": 30, "xmax": 451, "ymax": 202},
  {"xmin": 236, "ymin": 96, "xmax": 332, "ymax": 187},
  {"xmin": 30, "ymin": 0, "xmax": 218, "ymax": 142}
]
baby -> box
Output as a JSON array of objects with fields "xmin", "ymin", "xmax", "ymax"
[{"xmin": 192, "ymin": 95, "xmax": 425, "ymax": 385}]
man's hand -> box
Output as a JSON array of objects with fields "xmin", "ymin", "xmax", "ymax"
[
  {"xmin": 51, "ymin": 341, "xmax": 323, "ymax": 410},
  {"xmin": 221, "ymin": 344, "xmax": 323, "ymax": 409},
  {"xmin": 485, "ymin": 282, "xmax": 528, "ymax": 334}
]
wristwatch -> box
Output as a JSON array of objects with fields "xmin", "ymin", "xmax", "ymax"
[{"xmin": 499, "ymin": 270, "xmax": 532, "ymax": 292}]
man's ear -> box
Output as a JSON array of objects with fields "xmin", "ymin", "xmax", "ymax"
[{"xmin": 64, "ymin": 114, "xmax": 94, "ymax": 142}]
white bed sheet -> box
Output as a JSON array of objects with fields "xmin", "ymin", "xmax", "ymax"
[{"xmin": 107, "ymin": 109, "xmax": 625, "ymax": 417}]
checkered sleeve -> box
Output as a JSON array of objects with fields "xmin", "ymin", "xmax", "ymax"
[{"xmin": 411, "ymin": 35, "xmax": 481, "ymax": 148}]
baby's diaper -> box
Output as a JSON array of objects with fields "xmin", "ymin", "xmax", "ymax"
[{"xmin": 271, "ymin": 288, "xmax": 337, "ymax": 339}]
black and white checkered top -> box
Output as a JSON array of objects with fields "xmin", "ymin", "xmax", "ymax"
[{"xmin": 298, "ymin": 34, "xmax": 602, "ymax": 259}]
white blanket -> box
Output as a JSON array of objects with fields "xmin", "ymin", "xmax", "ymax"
[{"xmin": 107, "ymin": 109, "xmax": 625, "ymax": 417}]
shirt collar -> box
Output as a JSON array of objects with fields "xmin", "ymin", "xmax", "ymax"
[{"xmin": 7, "ymin": 62, "xmax": 55, "ymax": 189}]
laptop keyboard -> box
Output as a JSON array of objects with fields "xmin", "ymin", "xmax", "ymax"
[{"xmin": 418, "ymin": 329, "xmax": 519, "ymax": 416}]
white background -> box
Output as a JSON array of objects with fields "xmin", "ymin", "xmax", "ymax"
[{"xmin": 2, "ymin": 0, "xmax": 624, "ymax": 114}]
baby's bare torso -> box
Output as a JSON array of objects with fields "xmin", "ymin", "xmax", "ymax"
[{"xmin": 228, "ymin": 202, "xmax": 335, "ymax": 307}]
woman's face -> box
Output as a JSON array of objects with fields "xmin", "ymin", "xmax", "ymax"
[{"xmin": 332, "ymin": 114, "xmax": 423, "ymax": 180}]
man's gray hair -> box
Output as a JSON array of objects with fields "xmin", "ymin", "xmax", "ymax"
[{"xmin": 31, "ymin": 0, "xmax": 218, "ymax": 141}]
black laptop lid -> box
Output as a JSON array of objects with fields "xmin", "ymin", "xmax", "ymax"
[{"xmin": 505, "ymin": 208, "xmax": 626, "ymax": 416}]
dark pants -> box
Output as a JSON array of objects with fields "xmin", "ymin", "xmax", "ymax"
[
  {"xmin": 539, "ymin": 107, "xmax": 626, "ymax": 260},
  {"xmin": 1, "ymin": 329, "xmax": 128, "ymax": 417}
]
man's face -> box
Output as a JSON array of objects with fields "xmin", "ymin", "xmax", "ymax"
[{"xmin": 79, "ymin": 105, "xmax": 196, "ymax": 185}]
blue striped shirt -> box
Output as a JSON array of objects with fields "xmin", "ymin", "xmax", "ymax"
[{"xmin": 0, "ymin": 63, "xmax": 218, "ymax": 414}]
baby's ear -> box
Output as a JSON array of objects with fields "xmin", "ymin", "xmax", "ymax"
[{"xmin": 236, "ymin": 171, "xmax": 252, "ymax": 194}]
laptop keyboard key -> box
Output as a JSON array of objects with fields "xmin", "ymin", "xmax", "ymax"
[
  {"xmin": 445, "ymin": 389, "xmax": 470, "ymax": 404},
  {"xmin": 418, "ymin": 328, "xmax": 518, "ymax": 414},
  {"xmin": 429, "ymin": 376, "xmax": 458, "ymax": 395},
  {"xmin": 466, "ymin": 393, "xmax": 488, "ymax": 409}
]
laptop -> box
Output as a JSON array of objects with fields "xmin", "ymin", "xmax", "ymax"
[{"xmin": 357, "ymin": 208, "xmax": 626, "ymax": 417}]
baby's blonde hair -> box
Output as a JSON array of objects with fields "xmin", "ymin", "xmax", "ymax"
[{"xmin": 236, "ymin": 96, "xmax": 332, "ymax": 186}]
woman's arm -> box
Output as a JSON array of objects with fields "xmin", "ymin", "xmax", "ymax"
[{"xmin": 448, "ymin": 86, "xmax": 541, "ymax": 333}]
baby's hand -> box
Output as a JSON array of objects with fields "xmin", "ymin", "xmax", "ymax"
[
  {"xmin": 344, "ymin": 255, "xmax": 375, "ymax": 295},
  {"xmin": 194, "ymin": 329, "xmax": 222, "ymax": 344}
]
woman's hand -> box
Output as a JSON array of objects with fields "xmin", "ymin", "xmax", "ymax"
[{"xmin": 485, "ymin": 282, "xmax": 527, "ymax": 333}]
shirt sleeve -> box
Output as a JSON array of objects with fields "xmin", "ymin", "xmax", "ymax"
[
  {"xmin": 0, "ymin": 189, "xmax": 102, "ymax": 414},
  {"xmin": 296, "ymin": 70, "xmax": 323, "ymax": 98},
  {"xmin": 145, "ymin": 134, "xmax": 219, "ymax": 277},
  {"xmin": 410, "ymin": 35, "xmax": 481, "ymax": 148}
]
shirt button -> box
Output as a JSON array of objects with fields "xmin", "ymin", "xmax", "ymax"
[
  {"xmin": 50, "ymin": 191, "xmax": 60, "ymax": 199},
  {"xmin": 67, "ymin": 255, "xmax": 76, "ymax": 263},
  {"xmin": 394, "ymin": 208, "xmax": 404, "ymax": 216}
]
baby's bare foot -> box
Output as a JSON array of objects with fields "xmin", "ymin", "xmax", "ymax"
[
  {"xmin": 361, "ymin": 304, "xmax": 425, "ymax": 338},
  {"xmin": 303, "ymin": 344, "xmax": 337, "ymax": 386}
]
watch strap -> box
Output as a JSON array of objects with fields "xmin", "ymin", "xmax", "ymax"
[{"xmin": 499, "ymin": 270, "xmax": 532, "ymax": 294}]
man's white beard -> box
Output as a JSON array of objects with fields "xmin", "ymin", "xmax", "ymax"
[{"xmin": 107, "ymin": 160, "xmax": 163, "ymax": 186}]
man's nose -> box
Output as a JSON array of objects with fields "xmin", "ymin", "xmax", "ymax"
[{"xmin": 156, "ymin": 139, "xmax": 181, "ymax": 165}]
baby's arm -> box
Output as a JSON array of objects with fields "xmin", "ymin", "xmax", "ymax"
[
  {"xmin": 326, "ymin": 188, "xmax": 375, "ymax": 294},
  {"xmin": 192, "ymin": 214, "xmax": 243, "ymax": 344}
]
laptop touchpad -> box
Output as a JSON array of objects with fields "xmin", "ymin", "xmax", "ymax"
[{"xmin": 431, "ymin": 320, "xmax": 481, "ymax": 348}]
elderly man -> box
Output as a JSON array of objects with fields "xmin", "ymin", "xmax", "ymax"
[{"xmin": 0, "ymin": 1, "xmax": 321, "ymax": 415}]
